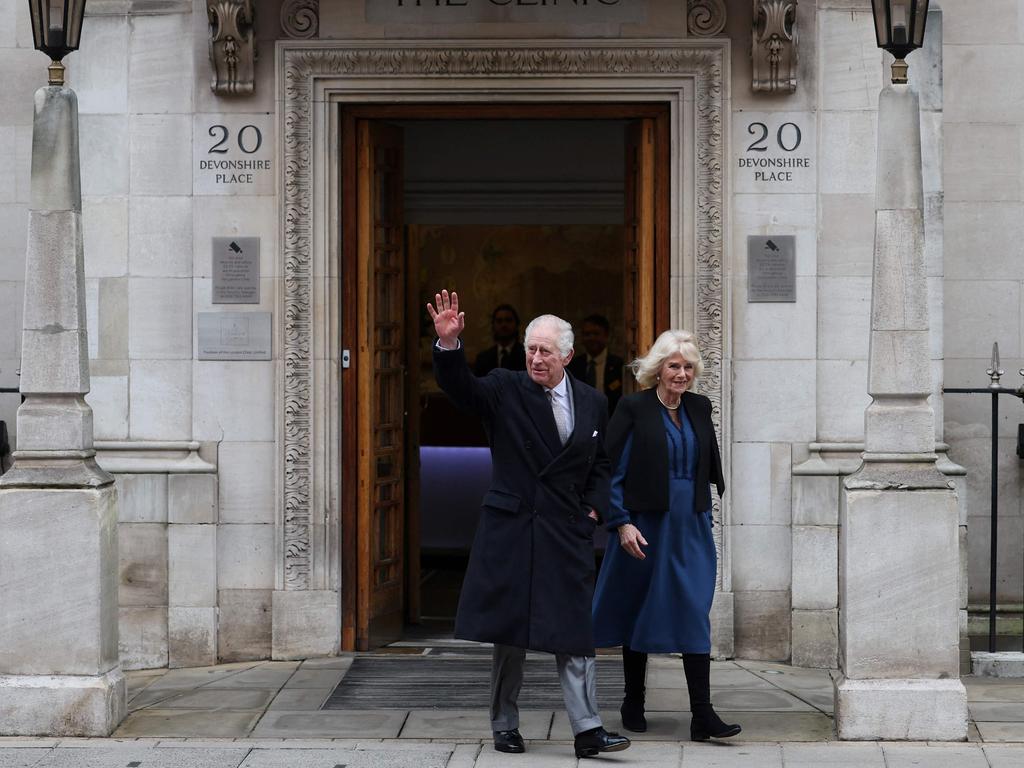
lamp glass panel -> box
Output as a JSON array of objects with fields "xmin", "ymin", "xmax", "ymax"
[
  {"xmin": 65, "ymin": 0, "xmax": 84, "ymax": 49},
  {"xmin": 871, "ymin": 0, "xmax": 890, "ymax": 48},
  {"xmin": 27, "ymin": 0, "xmax": 46, "ymax": 49},
  {"xmin": 891, "ymin": 1, "xmax": 909, "ymax": 46}
]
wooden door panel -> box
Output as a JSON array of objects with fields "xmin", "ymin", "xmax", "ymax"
[
  {"xmin": 624, "ymin": 119, "xmax": 656, "ymax": 377},
  {"xmin": 357, "ymin": 120, "xmax": 406, "ymax": 649}
]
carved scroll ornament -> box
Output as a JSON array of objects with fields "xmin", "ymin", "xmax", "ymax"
[
  {"xmin": 207, "ymin": 0, "xmax": 256, "ymax": 96},
  {"xmin": 281, "ymin": 0, "xmax": 319, "ymax": 39},
  {"xmin": 687, "ymin": 0, "xmax": 727, "ymax": 37},
  {"xmin": 753, "ymin": 0, "xmax": 798, "ymax": 93}
]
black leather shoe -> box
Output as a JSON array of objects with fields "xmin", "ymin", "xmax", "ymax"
[
  {"xmin": 493, "ymin": 729, "xmax": 525, "ymax": 753},
  {"xmin": 574, "ymin": 726, "xmax": 631, "ymax": 758},
  {"xmin": 620, "ymin": 698, "xmax": 647, "ymax": 733}
]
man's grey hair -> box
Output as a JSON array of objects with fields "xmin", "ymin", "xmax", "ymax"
[{"xmin": 524, "ymin": 314, "xmax": 575, "ymax": 358}]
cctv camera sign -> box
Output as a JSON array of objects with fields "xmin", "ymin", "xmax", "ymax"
[{"xmin": 213, "ymin": 237, "xmax": 260, "ymax": 304}]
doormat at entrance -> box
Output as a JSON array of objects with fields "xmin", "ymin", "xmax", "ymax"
[{"xmin": 322, "ymin": 656, "xmax": 626, "ymax": 709}]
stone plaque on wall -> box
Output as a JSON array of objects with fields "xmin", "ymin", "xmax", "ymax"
[
  {"xmin": 748, "ymin": 235, "xmax": 796, "ymax": 302},
  {"xmin": 733, "ymin": 112, "xmax": 815, "ymax": 195},
  {"xmin": 212, "ymin": 237, "xmax": 260, "ymax": 304},
  {"xmin": 198, "ymin": 312, "xmax": 272, "ymax": 360},
  {"xmin": 194, "ymin": 113, "xmax": 275, "ymax": 196},
  {"xmin": 366, "ymin": 0, "xmax": 642, "ymax": 24}
]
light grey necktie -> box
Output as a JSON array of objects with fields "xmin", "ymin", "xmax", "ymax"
[{"xmin": 548, "ymin": 390, "xmax": 569, "ymax": 446}]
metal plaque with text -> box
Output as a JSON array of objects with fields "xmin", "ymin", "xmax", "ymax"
[
  {"xmin": 197, "ymin": 312, "xmax": 272, "ymax": 360},
  {"xmin": 212, "ymin": 237, "xmax": 260, "ymax": 304},
  {"xmin": 747, "ymin": 235, "xmax": 796, "ymax": 302}
]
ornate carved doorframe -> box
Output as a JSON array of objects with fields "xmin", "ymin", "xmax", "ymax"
[{"xmin": 274, "ymin": 39, "xmax": 732, "ymax": 657}]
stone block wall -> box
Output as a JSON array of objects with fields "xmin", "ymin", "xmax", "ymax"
[
  {"xmin": 115, "ymin": 471, "xmax": 219, "ymax": 669},
  {"xmin": 0, "ymin": 0, "xmax": 43, "ymax": 451},
  {"xmin": 941, "ymin": 0, "xmax": 1024, "ymax": 610}
]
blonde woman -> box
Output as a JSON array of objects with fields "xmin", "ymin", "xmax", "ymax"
[{"xmin": 591, "ymin": 330, "xmax": 739, "ymax": 741}]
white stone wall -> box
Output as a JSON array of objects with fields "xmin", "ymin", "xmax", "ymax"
[
  {"xmin": 941, "ymin": 0, "xmax": 1024, "ymax": 609},
  {"xmin": 69, "ymin": 0, "xmax": 280, "ymax": 667},
  {"xmin": 0, "ymin": 0, "xmax": 43, "ymax": 449}
]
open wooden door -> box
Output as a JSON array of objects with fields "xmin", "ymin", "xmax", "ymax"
[
  {"xmin": 624, "ymin": 119, "xmax": 656, "ymax": 372},
  {"xmin": 355, "ymin": 120, "xmax": 407, "ymax": 649}
]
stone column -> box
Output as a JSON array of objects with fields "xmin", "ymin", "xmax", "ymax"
[
  {"xmin": 0, "ymin": 86, "xmax": 126, "ymax": 735},
  {"xmin": 834, "ymin": 84, "xmax": 966, "ymax": 740}
]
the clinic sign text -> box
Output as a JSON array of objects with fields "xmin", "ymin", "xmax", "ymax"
[{"xmin": 368, "ymin": 0, "xmax": 636, "ymax": 22}]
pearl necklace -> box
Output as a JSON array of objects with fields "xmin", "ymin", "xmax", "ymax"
[{"xmin": 656, "ymin": 389, "xmax": 681, "ymax": 410}]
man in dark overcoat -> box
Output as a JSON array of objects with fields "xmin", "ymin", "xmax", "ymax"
[{"xmin": 427, "ymin": 289, "xmax": 630, "ymax": 759}]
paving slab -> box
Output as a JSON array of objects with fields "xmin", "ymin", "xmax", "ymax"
[
  {"xmin": 975, "ymin": 722, "xmax": 1024, "ymax": 742},
  {"xmin": 445, "ymin": 743, "xmax": 483, "ymax": 768},
  {"xmin": 681, "ymin": 743, "xmax": 783, "ymax": 767},
  {"xmin": 250, "ymin": 710, "xmax": 408, "ymax": 739},
  {"xmin": 31, "ymin": 747, "xmax": 252, "ymax": 768},
  {"xmin": 298, "ymin": 657, "xmax": 355, "ymax": 670},
  {"xmin": 882, "ymin": 744, "xmax": 990, "ymax": 768},
  {"xmin": 782, "ymin": 743, "xmax": 886, "ymax": 766},
  {"xmin": 970, "ymin": 702, "xmax": 1024, "ymax": 722},
  {"xmin": 984, "ymin": 744, "xmax": 1024, "ymax": 767},
  {"xmin": 0, "ymin": 749, "xmax": 52, "ymax": 768},
  {"xmin": 114, "ymin": 709, "xmax": 263, "ymax": 739},
  {"xmin": 265, "ymin": 688, "xmax": 333, "ymax": 711},
  {"xmin": 399, "ymin": 710, "xmax": 552, "ymax": 740},
  {"xmin": 281, "ymin": 669, "xmax": 348, "ymax": 689},
  {"xmin": 472, "ymin": 740, "xmax": 579, "ymax": 767},
  {"xmin": 158, "ymin": 688, "xmax": 277, "ymax": 711},
  {"xmin": 552, "ymin": 711, "xmax": 690, "ymax": 741},
  {"xmin": 968, "ymin": 682, "xmax": 1024, "ymax": 702},
  {"xmin": 205, "ymin": 668, "xmax": 296, "ymax": 690},
  {"xmin": 142, "ymin": 667, "xmax": 259, "ymax": 692},
  {"xmin": 710, "ymin": 689, "xmax": 816, "ymax": 713},
  {"xmin": 238, "ymin": 746, "xmax": 452, "ymax": 768}
]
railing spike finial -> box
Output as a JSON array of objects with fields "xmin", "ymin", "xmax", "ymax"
[{"xmin": 987, "ymin": 342, "xmax": 1004, "ymax": 390}]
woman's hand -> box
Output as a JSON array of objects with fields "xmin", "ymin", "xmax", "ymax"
[{"xmin": 617, "ymin": 523, "xmax": 648, "ymax": 560}]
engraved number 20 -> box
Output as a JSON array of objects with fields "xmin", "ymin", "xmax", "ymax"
[
  {"xmin": 208, "ymin": 125, "xmax": 263, "ymax": 155},
  {"xmin": 746, "ymin": 122, "xmax": 802, "ymax": 152}
]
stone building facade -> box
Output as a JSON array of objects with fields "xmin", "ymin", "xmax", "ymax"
[{"xmin": 0, "ymin": 0, "xmax": 1019, "ymax": 670}]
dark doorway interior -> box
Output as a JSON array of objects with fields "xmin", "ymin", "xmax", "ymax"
[{"xmin": 403, "ymin": 119, "xmax": 629, "ymax": 632}]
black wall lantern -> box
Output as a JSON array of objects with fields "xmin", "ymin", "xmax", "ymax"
[
  {"xmin": 871, "ymin": 0, "xmax": 930, "ymax": 84},
  {"xmin": 27, "ymin": 0, "xmax": 87, "ymax": 86}
]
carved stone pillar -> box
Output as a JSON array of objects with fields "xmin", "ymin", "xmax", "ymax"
[
  {"xmin": 753, "ymin": 0, "xmax": 798, "ymax": 93},
  {"xmin": 207, "ymin": 0, "xmax": 256, "ymax": 96}
]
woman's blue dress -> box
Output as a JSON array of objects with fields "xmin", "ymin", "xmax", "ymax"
[{"xmin": 591, "ymin": 407, "xmax": 717, "ymax": 653}]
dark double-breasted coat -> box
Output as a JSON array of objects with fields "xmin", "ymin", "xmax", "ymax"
[{"xmin": 434, "ymin": 344, "xmax": 611, "ymax": 656}]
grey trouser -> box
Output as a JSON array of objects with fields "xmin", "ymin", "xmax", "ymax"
[{"xmin": 490, "ymin": 644, "xmax": 603, "ymax": 736}]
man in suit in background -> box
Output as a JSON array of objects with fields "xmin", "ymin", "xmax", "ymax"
[
  {"xmin": 568, "ymin": 314, "xmax": 625, "ymax": 415},
  {"xmin": 473, "ymin": 304, "xmax": 527, "ymax": 376},
  {"xmin": 428, "ymin": 289, "xmax": 630, "ymax": 759}
]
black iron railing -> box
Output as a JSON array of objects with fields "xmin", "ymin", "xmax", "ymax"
[{"xmin": 943, "ymin": 342, "xmax": 1024, "ymax": 653}]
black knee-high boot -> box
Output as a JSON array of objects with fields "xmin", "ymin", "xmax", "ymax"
[
  {"xmin": 620, "ymin": 645, "xmax": 648, "ymax": 732},
  {"xmin": 682, "ymin": 653, "xmax": 741, "ymax": 740}
]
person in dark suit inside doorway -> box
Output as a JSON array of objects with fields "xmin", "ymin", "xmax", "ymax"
[
  {"xmin": 568, "ymin": 314, "xmax": 625, "ymax": 415},
  {"xmin": 427, "ymin": 289, "xmax": 630, "ymax": 759},
  {"xmin": 473, "ymin": 303, "xmax": 527, "ymax": 376}
]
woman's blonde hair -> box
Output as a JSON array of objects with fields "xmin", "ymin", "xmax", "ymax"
[{"xmin": 630, "ymin": 330, "xmax": 704, "ymax": 389}]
